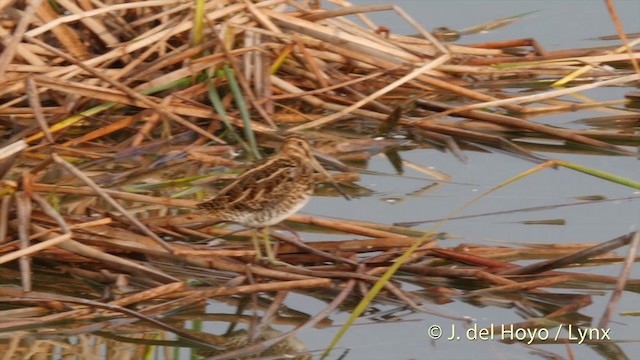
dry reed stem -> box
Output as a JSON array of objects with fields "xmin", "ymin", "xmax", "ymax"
[
  {"xmin": 430, "ymin": 73, "xmax": 640, "ymax": 116},
  {"xmin": 31, "ymin": 183, "xmax": 196, "ymax": 208},
  {"xmin": 26, "ymin": 37, "xmax": 226, "ymax": 144},
  {"xmin": 265, "ymin": 9, "xmax": 422, "ymax": 64},
  {"xmin": 24, "ymin": 1, "xmax": 182, "ymax": 37},
  {"xmin": 30, "ymin": 223, "xmax": 178, "ymax": 283},
  {"xmin": 54, "ymin": 0, "xmax": 120, "ymax": 48},
  {"xmin": 0, "ymin": 0, "xmax": 41, "ymax": 77},
  {"xmin": 0, "ymin": 196, "xmax": 11, "ymax": 245},
  {"xmin": 280, "ymin": 237, "xmax": 417, "ymax": 253},
  {"xmin": 109, "ymin": 282, "xmax": 187, "ymax": 308},
  {"xmin": 35, "ymin": 1, "xmax": 88, "ymax": 61},
  {"xmin": 604, "ymin": 0, "xmax": 640, "ymax": 76},
  {"xmin": 598, "ymin": 231, "xmax": 640, "ymax": 329},
  {"xmin": 0, "ymin": 0, "xmax": 637, "ymax": 345},
  {"xmin": 499, "ymin": 232, "xmax": 635, "ymax": 276},
  {"xmin": 177, "ymin": 278, "xmax": 332, "ymax": 298},
  {"xmin": 52, "ymin": 154, "xmax": 175, "ymax": 253},
  {"xmin": 413, "ymin": 100, "xmax": 633, "ymax": 154},
  {"xmin": 303, "ymin": 4, "xmax": 392, "ymax": 22},
  {"xmin": 288, "ymin": 214, "xmax": 407, "ymax": 238},
  {"xmin": 474, "ymin": 271, "xmax": 519, "ymax": 286},
  {"xmin": 545, "ymin": 296, "xmax": 592, "ymax": 319},
  {"xmin": 0, "ymin": 232, "xmax": 71, "ymax": 265},
  {"xmin": 291, "ymin": 54, "xmax": 451, "ymax": 130},
  {"xmin": 173, "ymin": 248, "xmax": 257, "ymax": 258},
  {"xmin": 466, "ymin": 275, "xmax": 572, "ymax": 295},
  {"xmin": 24, "ymin": 77, "xmax": 53, "ymax": 143},
  {"xmin": 15, "ymin": 192, "xmax": 33, "ymax": 292},
  {"xmin": 0, "ymin": 141, "xmax": 27, "ymax": 160}
]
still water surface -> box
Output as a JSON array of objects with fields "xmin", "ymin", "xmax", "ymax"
[{"xmin": 224, "ymin": 1, "xmax": 640, "ymax": 359}]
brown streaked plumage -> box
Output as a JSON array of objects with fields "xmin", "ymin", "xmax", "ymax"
[{"xmin": 197, "ymin": 135, "xmax": 338, "ymax": 264}]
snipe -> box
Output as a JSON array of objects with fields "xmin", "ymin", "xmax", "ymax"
[{"xmin": 197, "ymin": 135, "xmax": 345, "ymax": 264}]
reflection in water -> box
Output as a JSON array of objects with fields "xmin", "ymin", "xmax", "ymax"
[
  {"xmin": 0, "ymin": 327, "xmax": 311, "ymax": 360},
  {"xmin": 198, "ymin": 327, "xmax": 311, "ymax": 360}
]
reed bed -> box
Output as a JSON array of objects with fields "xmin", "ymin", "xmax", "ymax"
[{"xmin": 0, "ymin": 0, "xmax": 639, "ymax": 358}]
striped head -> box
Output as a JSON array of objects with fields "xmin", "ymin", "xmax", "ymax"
[
  {"xmin": 279, "ymin": 134, "xmax": 350, "ymax": 200},
  {"xmin": 279, "ymin": 135, "xmax": 314, "ymax": 162}
]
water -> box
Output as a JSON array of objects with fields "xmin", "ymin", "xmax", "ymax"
[
  {"xmin": 279, "ymin": 1, "xmax": 640, "ymax": 359},
  {"xmin": 346, "ymin": 0, "xmax": 640, "ymax": 50}
]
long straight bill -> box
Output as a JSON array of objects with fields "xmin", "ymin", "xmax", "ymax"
[{"xmin": 309, "ymin": 155, "xmax": 350, "ymax": 200}]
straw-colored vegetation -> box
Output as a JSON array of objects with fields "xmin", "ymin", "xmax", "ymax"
[{"xmin": 0, "ymin": 0, "xmax": 639, "ymax": 359}]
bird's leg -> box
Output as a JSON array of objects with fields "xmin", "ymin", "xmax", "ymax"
[
  {"xmin": 261, "ymin": 227, "xmax": 290, "ymax": 266},
  {"xmin": 251, "ymin": 228, "xmax": 264, "ymax": 262},
  {"xmin": 262, "ymin": 227, "xmax": 277, "ymax": 263}
]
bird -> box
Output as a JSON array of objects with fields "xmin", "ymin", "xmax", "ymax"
[
  {"xmin": 196, "ymin": 135, "xmax": 347, "ymax": 264},
  {"xmin": 194, "ymin": 326, "xmax": 312, "ymax": 359}
]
